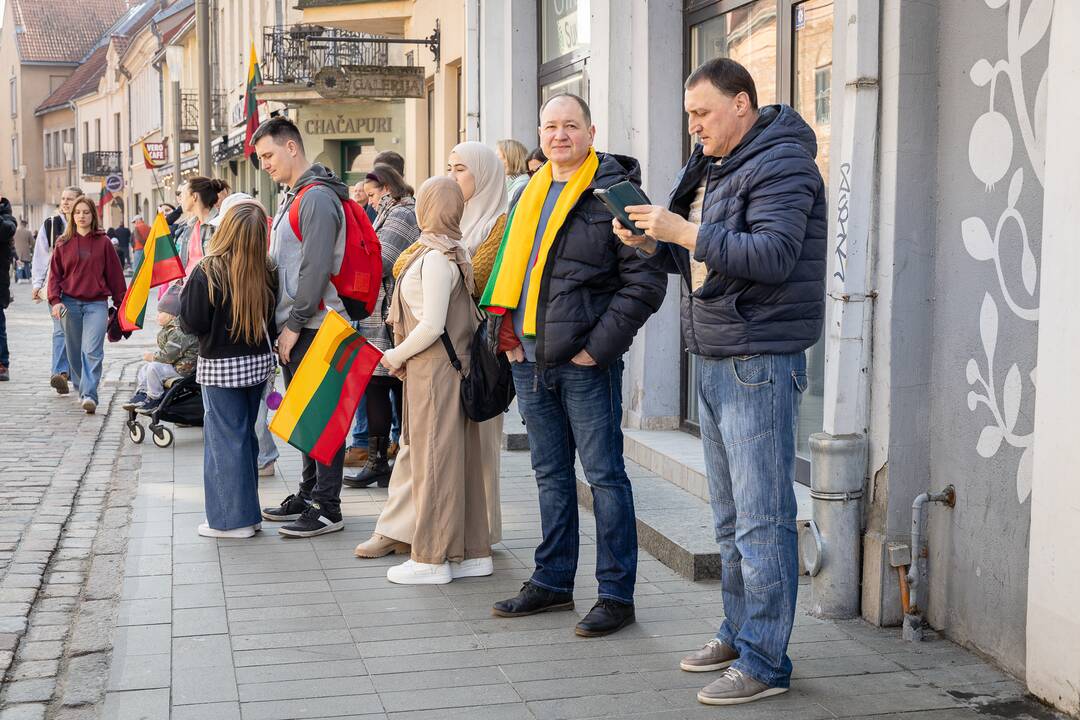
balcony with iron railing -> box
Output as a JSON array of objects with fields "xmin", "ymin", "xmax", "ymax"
[
  {"xmin": 180, "ymin": 92, "xmax": 227, "ymax": 143},
  {"xmin": 81, "ymin": 150, "xmax": 123, "ymax": 179},
  {"xmin": 261, "ymin": 25, "xmax": 390, "ymax": 87}
]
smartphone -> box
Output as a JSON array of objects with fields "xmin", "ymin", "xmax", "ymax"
[{"xmin": 593, "ymin": 181, "xmax": 652, "ymax": 236}]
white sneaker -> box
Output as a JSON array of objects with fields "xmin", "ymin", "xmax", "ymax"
[
  {"xmin": 386, "ymin": 559, "xmax": 452, "ymax": 585},
  {"xmin": 451, "ymin": 556, "xmax": 494, "ymax": 579},
  {"xmin": 198, "ymin": 522, "xmax": 257, "ymax": 539},
  {"xmin": 258, "ymin": 462, "xmax": 276, "ymax": 477}
]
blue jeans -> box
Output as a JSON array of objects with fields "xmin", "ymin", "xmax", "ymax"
[
  {"xmin": 202, "ymin": 384, "xmax": 264, "ymax": 530},
  {"xmin": 60, "ymin": 297, "xmax": 108, "ymax": 403},
  {"xmin": 0, "ymin": 306, "xmax": 8, "ymax": 366},
  {"xmin": 349, "ymin": 392, "xmax": 401, "ymax": 448},
  {"xmin": 512, "ymin": 359, "xmax": 637, "ymax": 605},
  {"xmin": 698, "ymin": 351, "xmax": 807, "ymax": 689},
  {"xmin": 52, "ymin": 313, "xmax": 70, "ymax": 377}
]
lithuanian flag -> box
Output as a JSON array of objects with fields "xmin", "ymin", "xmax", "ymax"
[
  {"xmin": 118, "ymin": 212, "xmax": 184, "ymax": 332},
  {"xmin": 243, "ymin": 41, "xmax": 262, "ymax": 159},
  {"xmin": 269, "ymin": 310, "xmax": 382, "ymax": 465}
]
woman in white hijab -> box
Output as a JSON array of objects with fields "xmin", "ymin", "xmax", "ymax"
[{"xmin": 355, "ymin": 141, "xmax": 509, "ymax": 560}]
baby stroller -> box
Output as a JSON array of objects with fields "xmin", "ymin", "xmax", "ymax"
[{"xmin": 127, "ymin": 374, "xmax": 204, "ymax": 448}]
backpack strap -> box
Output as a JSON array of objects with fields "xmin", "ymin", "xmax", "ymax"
[
  {"xmin": 440, "ymin": 331, "xmax": 463, "ymax": 374},
  {"xmin": 287, "ymin": 185, "xmax": 316, "ymax": 241}
]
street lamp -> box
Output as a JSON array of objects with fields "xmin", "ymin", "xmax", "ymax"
[{"xmin": 165, "ymin": 45, "xmax": 184, "ymax": 196}]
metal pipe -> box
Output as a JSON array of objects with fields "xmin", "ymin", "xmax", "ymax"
[
  {"xmin": 196, "ymin": 0, "xmax": 212, "ymax": 175},
  {"xmin": 172, "ymin": 80, "xmax": 182, "ymax": 195},
  {"xmin": 903, "ymin": 485, "xmax": 956, "ymax": 641}
]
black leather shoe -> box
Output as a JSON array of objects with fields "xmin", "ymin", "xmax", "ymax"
[
  {"xmin": 575, "ymin": 599, "xmax": 636, "ymax": 637},
  {"xmin": 492, "ymin": 582, "xmax": 575, "ymax": 618},
  {"xmin": 344, "ymin": 437, "xmax": 392, "ymax": 488}
]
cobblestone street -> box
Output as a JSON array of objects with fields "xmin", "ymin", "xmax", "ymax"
[{"xmin": 0, "ymin": 297, "xmax": 1066, "ymax": 720}]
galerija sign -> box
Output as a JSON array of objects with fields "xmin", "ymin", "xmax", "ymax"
[{"xmin": 313, "ymin": 65, "xmax": 425, "ymax": 100}]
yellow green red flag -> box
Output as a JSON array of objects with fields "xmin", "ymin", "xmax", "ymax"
[
  {"xmin": 118, "ymin": 212, "xmax": 184, "ymax": 332},
  {"xmin": 269, "ymin": 311, "xmax": 382, "ymax": 465}
]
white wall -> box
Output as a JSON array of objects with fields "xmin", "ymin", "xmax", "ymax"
[{"xmin": 1025, "ymin": 2, "xmax": 1080, "ymax": 714}]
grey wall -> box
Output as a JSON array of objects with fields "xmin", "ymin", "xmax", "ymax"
[{"xmin": 925, "ymin": 0, "xmax": 1049, "ymax": 677}]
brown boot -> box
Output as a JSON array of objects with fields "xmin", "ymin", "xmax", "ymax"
[
  {"xmin": 388, "ymin": 441, "xmax": 400, "ymax": 459},
  {"xmin": 344, "ymin": 446, "xmax": 368, "ymax": 467},
  {"xmin": 354, "ymin": 533, "xmax": 410, "ymax": 558}
]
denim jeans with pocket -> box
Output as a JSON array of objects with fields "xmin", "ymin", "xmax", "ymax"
[
  {"xmin": 511, "ymin": 359, "xmax": 637, "ymax": 605},
  {"xmin": 697, "ymin": 351, "xmax": 806, "ymax": 688},
  {"xmin": 202, "ymin": 383, "xmax": 264, "ymax": 530},
  {"xmin": 60, "ymin": 296, "xmax": 108, "ymax": 402},
  {"xmin": 51, "ymin": 311, "xmax": 70, "ymax": 377}
]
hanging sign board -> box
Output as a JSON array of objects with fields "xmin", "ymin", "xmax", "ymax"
[{"xmin": 313, "ymin": 65, "xmax": 425, "ymax": 100}]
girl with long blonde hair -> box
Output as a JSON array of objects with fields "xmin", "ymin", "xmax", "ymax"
[{"xmin": 180, "ymin": 197, "xmax": 278, "ymax": 539}]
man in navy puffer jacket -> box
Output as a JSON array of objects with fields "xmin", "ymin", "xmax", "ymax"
[{"xmin": 615, "ymin": 58, "xmax": 826, "ymax": 707}]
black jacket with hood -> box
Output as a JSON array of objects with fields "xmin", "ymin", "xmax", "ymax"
[
  {"xmin": 653, "ymin": 104, "xmax": 827, "ymax": 358},
  {"xmin": 529, "ymin": 151, "xmax": 668, "ymax": 369}
]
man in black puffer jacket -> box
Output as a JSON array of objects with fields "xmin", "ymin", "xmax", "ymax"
[
  {"xmin": 615, "ymin": 58, "xmax": 826, "ymax": 707},
  {"xmin": 0, "ymin": 197, "xmax": 18, "ymax": 380},
  {"xmin": 488, "ymin": 94, "xmax": 667, "ymax": 637}
]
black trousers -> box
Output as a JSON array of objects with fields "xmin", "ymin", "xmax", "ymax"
[{"xmin": 365, "ymin": 374, "xmax": 402, "ymax": 440}]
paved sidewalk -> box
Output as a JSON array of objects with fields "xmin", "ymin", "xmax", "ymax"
[{"xmin": 98, "ymin": 416, "xmax": 1056, "ymax": 720}]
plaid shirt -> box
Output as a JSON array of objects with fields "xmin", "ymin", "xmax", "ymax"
[{"xmin": 196, "ymin": 353, "xmax": 276, "ymax": 388}]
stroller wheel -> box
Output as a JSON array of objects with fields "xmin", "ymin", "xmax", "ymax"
[
  {"xmin": 151, "ymin": 426, "xmax": 174, "ymax": 448},
  {"xmin": 128, "ymin": 423, "xmax": 145, "ymax": 444}
]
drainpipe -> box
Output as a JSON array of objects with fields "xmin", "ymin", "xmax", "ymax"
[
  {"xmin": 803, "ymin": 0, "xmax": 881, "ymax": 619},
  {"xmin": 903, "ymin": 485, "xmax": 956, "ymax": 641},
  {"xmin": 464, "ymin": 0, "xmax": 481, "ymax": 141}
]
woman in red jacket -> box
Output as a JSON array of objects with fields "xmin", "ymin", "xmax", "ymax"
[{"xmin": 48, "ymin": 196, "xmax": 126, "ymax": 414}]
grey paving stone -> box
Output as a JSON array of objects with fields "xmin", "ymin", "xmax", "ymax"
[
  {"xmin": 61, "ymin": 653, "xmax": 109, "ymax": 707},
  {"xmin": 9, "ymin": 659, "xmax": 59, "ymax": 680},
  {"xmin": 0, "ymin": 704, "xmax": 47, "ymax": 720},
  {"xmin": 172, "ymin": 634, "xmax": 233, "ymax": 669},
  {"xmin": 173, "ymin": 606, "xmax": 228, "ymax": 636},
  {"xmin": 233, "ymin": 659, "xmax": 369, "ymax": 685},
  {"xmin": 239, "ymin": 695, "xmax": 385, "ymax": 720},
  {"xmin": 370, "ymin": 666, "xmax": 507, "ymax": 694},
  {"xmin": 115, "ymin": 599, "xmax": 171, "ymax": 626},
  {"xmin": 172, "ymin": 665, "xmax": 239, "ymax": 705},
  {"xmin": 378, "ymin": 684, "xmax": 522, "ymax": 714},
  {"xmin": 174, "ymin": 561, "xmax": 223, "ymax": 586},
  {"xmin": 107, "ymin": 652, "xmax": 170, "ymax": 691},
  {"xmin": 525, "ymin": 690, "xmax": 676, "ymax": 720},
  {"xmin": 237, "ymin": 676, "xmax": 375, "ymax": 703},
  {"xmin": 2, "ymin": 677, "xmax": 56, "ymax": 703},
  {"xmin": 68, "ymin": 599, "xmax": 118, "ymax": 656},
  {"xmin": 119, "ymin": 576, "xmax": 171, "ymax": 601},
  {"xmin": 171, "ymin": 702, "xmax": 242, "ymax": 720},
  {"xmin": 112, "ymin": 623, "xmax": 172, "ymax": 657},
  {"xmin": 384, "ymin": 705, "xmax": 534, "ymax": 720},
  {"xmin": 232, "ymin": 643, "xmax": 361, "ymax": 668},
  {"xmin": 514, "ymin": 673, "xmax": 648, "ymax": 701},
  {"xmin": 100, "ymin": 689, "xmax": 170, "ymax": 720},
  {"xmin": 84, "ymin": 555, "xmax": 124, "ymax": 600},
  {"xmin": 173, "ymin": 582, "xmax": 225, "ymax": 609},
  {"xmin": 16, "ymin": 641, "xmax": 62, "ymax": 662}
]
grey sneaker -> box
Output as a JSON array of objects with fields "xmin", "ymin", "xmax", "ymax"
[
  {"xmin": 697, "ymin": 667, "xmax": 788, "ymax": 706},
  {"xmin": 680, "ymin": 638, "xmax": 738, "ymax": 672}
]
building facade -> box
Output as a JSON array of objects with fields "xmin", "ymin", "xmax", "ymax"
[{"xmin": 476, "ymin": 0, "xmax": 1073, "ymax": 714}]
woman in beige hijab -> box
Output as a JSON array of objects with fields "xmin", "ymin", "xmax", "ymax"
[
  {"xmin": 356, "ymin": 144, "xmax": 508, "ymax": 560},
  {"xmin": 374, "ymin": 177, "xmax": 490, "ymax": 585}
]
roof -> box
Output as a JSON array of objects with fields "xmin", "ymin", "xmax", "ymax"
[
  {"xmin": 34, "ymin": 45, "xmax": 110, "ymax": 115},
  {"xmin": 9, "ymin": 0, "xmax": 133, "ymax": 64}
]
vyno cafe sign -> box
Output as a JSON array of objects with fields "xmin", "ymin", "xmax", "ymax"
[
  {"xmin": 314, "ymin": 65, "xmax": 424, "ymax": 100},
  {"xmin": 142, "ymin": 142, "xmax": 167, "ymax": 169}
]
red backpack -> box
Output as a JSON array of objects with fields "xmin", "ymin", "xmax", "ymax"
[{"xmin": 288, "ymin": 185, "xmax": 381, "ymax": 322}]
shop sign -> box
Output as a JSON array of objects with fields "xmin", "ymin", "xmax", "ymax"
[
  {"xmin": 105, "ymin": 174, "xmax": 124, "ymax": 193},
  {"xmin": 142, "ymin": 142, "xmax": 167, "ymax": 169},
  {"xmin": 313, "ymin": 66, "xmax": 425, "ymax": 100},
  {"xmin": 304, "ymin": 115, "xmax": 394, "ymax": 136}
]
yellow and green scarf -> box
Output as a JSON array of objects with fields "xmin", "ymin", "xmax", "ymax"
[{"xmin": 479, "ymin": 148, "xmax": 598, "ymax": 337}]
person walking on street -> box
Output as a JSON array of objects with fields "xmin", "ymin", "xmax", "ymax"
[
  {"xmin": 254, "ymin": 116, "xmax": 351, "ymax": 538},
  {"xmin": 112, "ymin": 223, "xmax": 132, "ymax": 271},
  {"xmin": 0, "ymin": 199, "xmax": 17, "ymax": 381},
  {"xmin": 48, "ymin": 196, "xmax": 127, "ymax": 414},
  {"xmin": 613, "ymin": 58, "xmax": 827, "ymax": 706},
  {"xmin": 14, "ymin": 219, "xmax": 33, "ymax": 282},
  {"xmin": 376, "ymin": 177, "xmax": 490, "ymax": 585},
  {"xmin": 344, "ymin": 165, "xmax": 417, "ymax": 489},
  {"xmin": 180, "ymin": 199, "xmax": 278, "ymax": 539},
  {"xmin": 486, "ymin": 94, "xmax": 667, "ymax": 637},
  {"xmin": 32, "ymin": 186, "xmax": 81, "ymax": 394},
  {"xmin": 131, "ymin": 215, "xmax": 151, "ymax": 270}
]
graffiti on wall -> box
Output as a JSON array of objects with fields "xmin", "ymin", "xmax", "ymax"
[{"xmin": 962, "ymin": 0, "xmax": 1051, "ymax": 503}]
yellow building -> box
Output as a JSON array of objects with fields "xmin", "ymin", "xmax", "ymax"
[{"xmin": 295, "ymin": 0, "xmax": 470, "ymax": 185}]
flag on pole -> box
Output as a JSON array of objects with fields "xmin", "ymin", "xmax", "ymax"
[
  {"xmin": 117, "ymin": 212, "xmax": 185, "ymax": 332},
  {"xmin": 98, "ymin": 179, "xmax": 114, "ymax": 218},
  {"xmin": 269, "ymin": 311, "xmax": 382, "ymax": 465},
  {"xmin": 243, "ymin": 41, "xmax": 262, "ymax": 159}
]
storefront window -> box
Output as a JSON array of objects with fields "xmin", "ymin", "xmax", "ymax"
[
  {"xmin": 541, "ymin": 0, "xmax": 590, "ymax": 64},
  {"xmin": 683, "ymin": 0, "xmax": 833, "ymax": 474},
  {"xmin": 541, "ymin": 70, "xmax": 588, "ymax": 103}
]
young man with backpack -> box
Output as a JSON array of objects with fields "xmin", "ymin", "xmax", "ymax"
[
  {"xmin": 32, "ymin": 186, "xmax": 81, "ymax": 394},
  {"xmin": 254, "ymin": 116, "xmax": 374, "ymax": 538}
]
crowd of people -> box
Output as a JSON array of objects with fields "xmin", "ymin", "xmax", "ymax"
[{"xmin": 1, "ymin": 55, "xmax": 827, "ymax": 708}]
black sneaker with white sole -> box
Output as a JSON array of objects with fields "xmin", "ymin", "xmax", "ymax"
[
  {"xmin": 261, "ymin": 493, "xmax": 308, "ymax": 522},
  {"xmin": 278, "ymin": 503, "xmax": 344, "ymax": 538}
]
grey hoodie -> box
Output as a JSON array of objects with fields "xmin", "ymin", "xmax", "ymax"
[{"xmin": 269, "ymin": 164, "xmax": 348, "ymax": 332}]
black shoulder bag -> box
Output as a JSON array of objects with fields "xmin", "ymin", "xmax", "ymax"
[{"xmin": 439, "ymin": 309, "xmax": 516, "ymax": 423}]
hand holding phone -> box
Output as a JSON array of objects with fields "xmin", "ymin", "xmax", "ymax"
[{"xmin": 593, "ymin": 181, "xmax": 651, "ymax": 235}]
